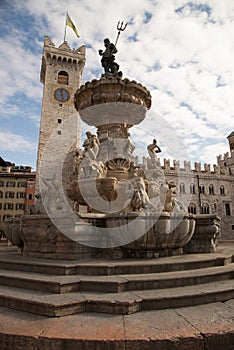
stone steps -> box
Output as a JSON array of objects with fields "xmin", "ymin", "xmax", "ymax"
[
  {"xmin": 0, "ymin": 246, "xmax": 233, "ymax": 317},
  {"xmin": 0, "ymin": 248, "xmax": 232, "ymax": 276},
  {"xmin": 0, "ymin": 279, "xmax": 233, "ymax": 317},
  {"xmin": 0, "ymin": 264, "xmax": 233, "ymax": 294}
]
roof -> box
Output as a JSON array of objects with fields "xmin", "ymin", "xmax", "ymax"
[
  {"xmin": 227, "ymin": 131, "xmax": 234, "ymax": 138},
  {"xmin": 0, "ymin": 156, "xmax": 9, "ymax": 167}
]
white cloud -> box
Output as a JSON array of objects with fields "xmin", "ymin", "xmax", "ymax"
[{"xmin": 0, "ymin": 131, "xmax": 37, "ymax": 152}]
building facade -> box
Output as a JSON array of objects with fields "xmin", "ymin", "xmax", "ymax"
[
  {"xmin": 144, "ymin": 132, "xmax": 234, "ymax": 239},
  {"xmin": 0, "ymin": 158, "xmax": 36, "ymax": 232}
]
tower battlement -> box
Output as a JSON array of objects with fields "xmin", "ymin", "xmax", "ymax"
[{"xmin": 40, "ymin": 36, "xmax": 86, "ymax": 84}]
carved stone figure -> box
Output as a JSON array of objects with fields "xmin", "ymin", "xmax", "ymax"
[
  {"xmin": 41, "ymin": 176, "xmax": 66, "ymax": 213},
  {"xmin": 130, "ymin": 177, "xmax": 157, "ymax": 212},
  {"xmin": 147, "ymin": 139, "xmax": 161, "ymax": 167},
  {"xmin": 73, "ymin": 149, "xmax": 83, "ymax": 175},
  {"xmin": 79, "ymin": 131, "xmax": 106, "ymax": 179},
  {"xmin": 159, "ymin": 182, "xmax": 186, "ymax": 214},
  {"xmin": 83, "ymin": 131, "xmax": 99, "ymax": 160}
]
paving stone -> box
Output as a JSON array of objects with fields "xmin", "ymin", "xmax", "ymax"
[
  {"xmin": 124, "ymin": 309, "xmax": 204, "ymax": 350},
  {"xmin": 41, "ymin": 313, "xmax": 125, "ymax": 350},
  {"xmin": 175, "ymin": 302, "xmax": 234, "ymax": 350}
]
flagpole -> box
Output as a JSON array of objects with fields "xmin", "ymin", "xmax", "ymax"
[{"xmin": 63, "ymin": 12, "xmax": 67, "ymax": 42}]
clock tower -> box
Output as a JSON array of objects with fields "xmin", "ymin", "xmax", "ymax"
[{"xmin": 37, "ymin": 36, "xmax": 86, "ymax": 173}]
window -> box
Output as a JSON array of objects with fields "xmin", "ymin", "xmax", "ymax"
[
  {"xmin": 225, "ymin": 203, "xmax": 231, "ymax": 216},
  {"xmin": 28, "ymin": 194, "xmax": 33, "ymax": 200},
  {"xmin": 5, "ymin": 192, "xmax": 14, "ymax": 199},
  {"xmin": 3, "ymin": 215, "xmax": 12, "ymax": 221},
  {"xmin": 27, "ymin": 183, "xmax": 35, "ymax": 189},
  {"xmin": 201, "ymin": 203, "xmax": 209, "ymax": 214},
  {"xmin": 15, "ymin": 203, "xmax": 25, "ymax": 210},
  {"xmin": 0, "ymin": 181, "xmax": 4, "ymax": 187},
  {"xmin": 199, "ymin": 185, "xmax": 205, "ymax": 194},
  {"xmin": 188, "ymin": 204, "xmax": 197, "ymax": 214},
  {"xmin": 190, "ymin": 184, "xmax": 195, "ymax": 194},
  {"xmin": 57, "ymin": 71, "xmax": 69, "ymax": 85},
  {"xmin": 17, "ymin": 192, "xmax": 25, "ymax": 198},
  {"xmin": 4, "ymin": 203, "xmax": 14, "ymax": 210},
  {"xmin": 220, "ymin": 185, "xmax": 225, "ymax": 195},
  {"xmin": 58, "ymin": 118, "xmax": 62, "ymax": 124},
  {"xmin": 6, "ymin": 181, "xmax": 15, "ymax": 187},
  {"xmin": 0, "ymin": 191, "xmax": 3, "ymax": 198},
  {"xmin": 0, "ymin": 203, "xmax": 2, "ymax": 210},
  {"xmin": 232, "ymin": 225, "xmax": 234, "ymax": 230},
  {"xmin": 179, "ymin": 183, "xmax": 186, "ymax": 194},
  {"xmin": 17, "ymin": 181, "xmax": 26, "ymax": 188},
  {"xmin": 57, "ymin": 130, "xmax": 62, "ymax": 135},
  {"xmin": 209, "ymin": 184, "xmax": 215, "ymax": 195}
]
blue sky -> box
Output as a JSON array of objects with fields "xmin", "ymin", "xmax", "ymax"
[{"xmin": 0, "ymin": 0, "xmax": 233, "ymax": 170}]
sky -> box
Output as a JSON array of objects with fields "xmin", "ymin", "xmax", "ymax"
[{"xmin": 0, "ymin": 0, "xmax": 233, "ymax": 170}]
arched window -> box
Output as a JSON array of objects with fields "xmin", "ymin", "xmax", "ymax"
[
  {"xmin": 201, "ymin": 203, "xmax": 210, "ymax": 214},
  {"xmin": 209, "ymin": 184, "xmax": 215, "ymax": 195},
  {"xmin": 57, "ymin": 71, "xmax": 69, "ymax": 85},
  {"xmin": 220, "ymin": 185, "xmax": 225, "ymax": 195},
  {"xmin": 199, "ymin": 185, "xmax": 205, "ymax": 194},
  {"xmin": 188, "ymin": 203, "xmax": 197, "ymax": 214},
  {"xmin": 190, "ymin": 183, "xmax": 195, "ymax": 194},
  {"xmin": 179, "ymin": 182, "xmax": 186, "ymax": 194}
]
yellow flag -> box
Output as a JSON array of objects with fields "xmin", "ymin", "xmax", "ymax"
[{"xmin": 66, "ymin": 12, "xmax": 80, "ymax": 38}]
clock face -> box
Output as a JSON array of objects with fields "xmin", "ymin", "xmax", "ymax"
[{"xmin": 54, "ymin": 88, "xmax": 70, "ymax": 102}]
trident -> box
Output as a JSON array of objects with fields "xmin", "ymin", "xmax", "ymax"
[{"xmin": 114, "ymin": 21, "xmax": 128, "ymax": 47}]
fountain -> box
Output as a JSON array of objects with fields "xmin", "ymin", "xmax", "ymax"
[{"xmin": 3, "ymin": 35, "xmax": 221, "ymax": 260}]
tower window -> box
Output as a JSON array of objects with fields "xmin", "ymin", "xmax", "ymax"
[
  {"xmin": 58, "ymin": 118, "xmax": 62, "ymax": 124},
  {"xmin": 58, "ymin": 71, "xmax": 69, "ymax": 85},
  {"xmin": 57, "ymin": 130, "xmax": 62, "ymax": 135},
  {"xmin": 225, "ymin": 203, "xmax": 231, "ymax": 216}
]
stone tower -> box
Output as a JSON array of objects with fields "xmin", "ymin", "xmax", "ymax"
[
  {"xmin": 37, "ymin": 36, "xmax": 86, "ymax": 173},
  {"xmin": 227, "ymin": 131, "xmax": 234, "ymax": 175}
]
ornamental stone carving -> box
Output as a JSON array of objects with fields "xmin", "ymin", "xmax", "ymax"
[{"xmin": 74, "ymin": 77, "xmax": 151, "ymax": 112}]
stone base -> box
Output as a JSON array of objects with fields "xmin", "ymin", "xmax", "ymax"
[
  {"xmin": 184, "ymin": 215, "xmax": 221, "ymax": 254},
  {"xmin": 20, "ymin": 215, "xmax": 103, "ymax": 260}
]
